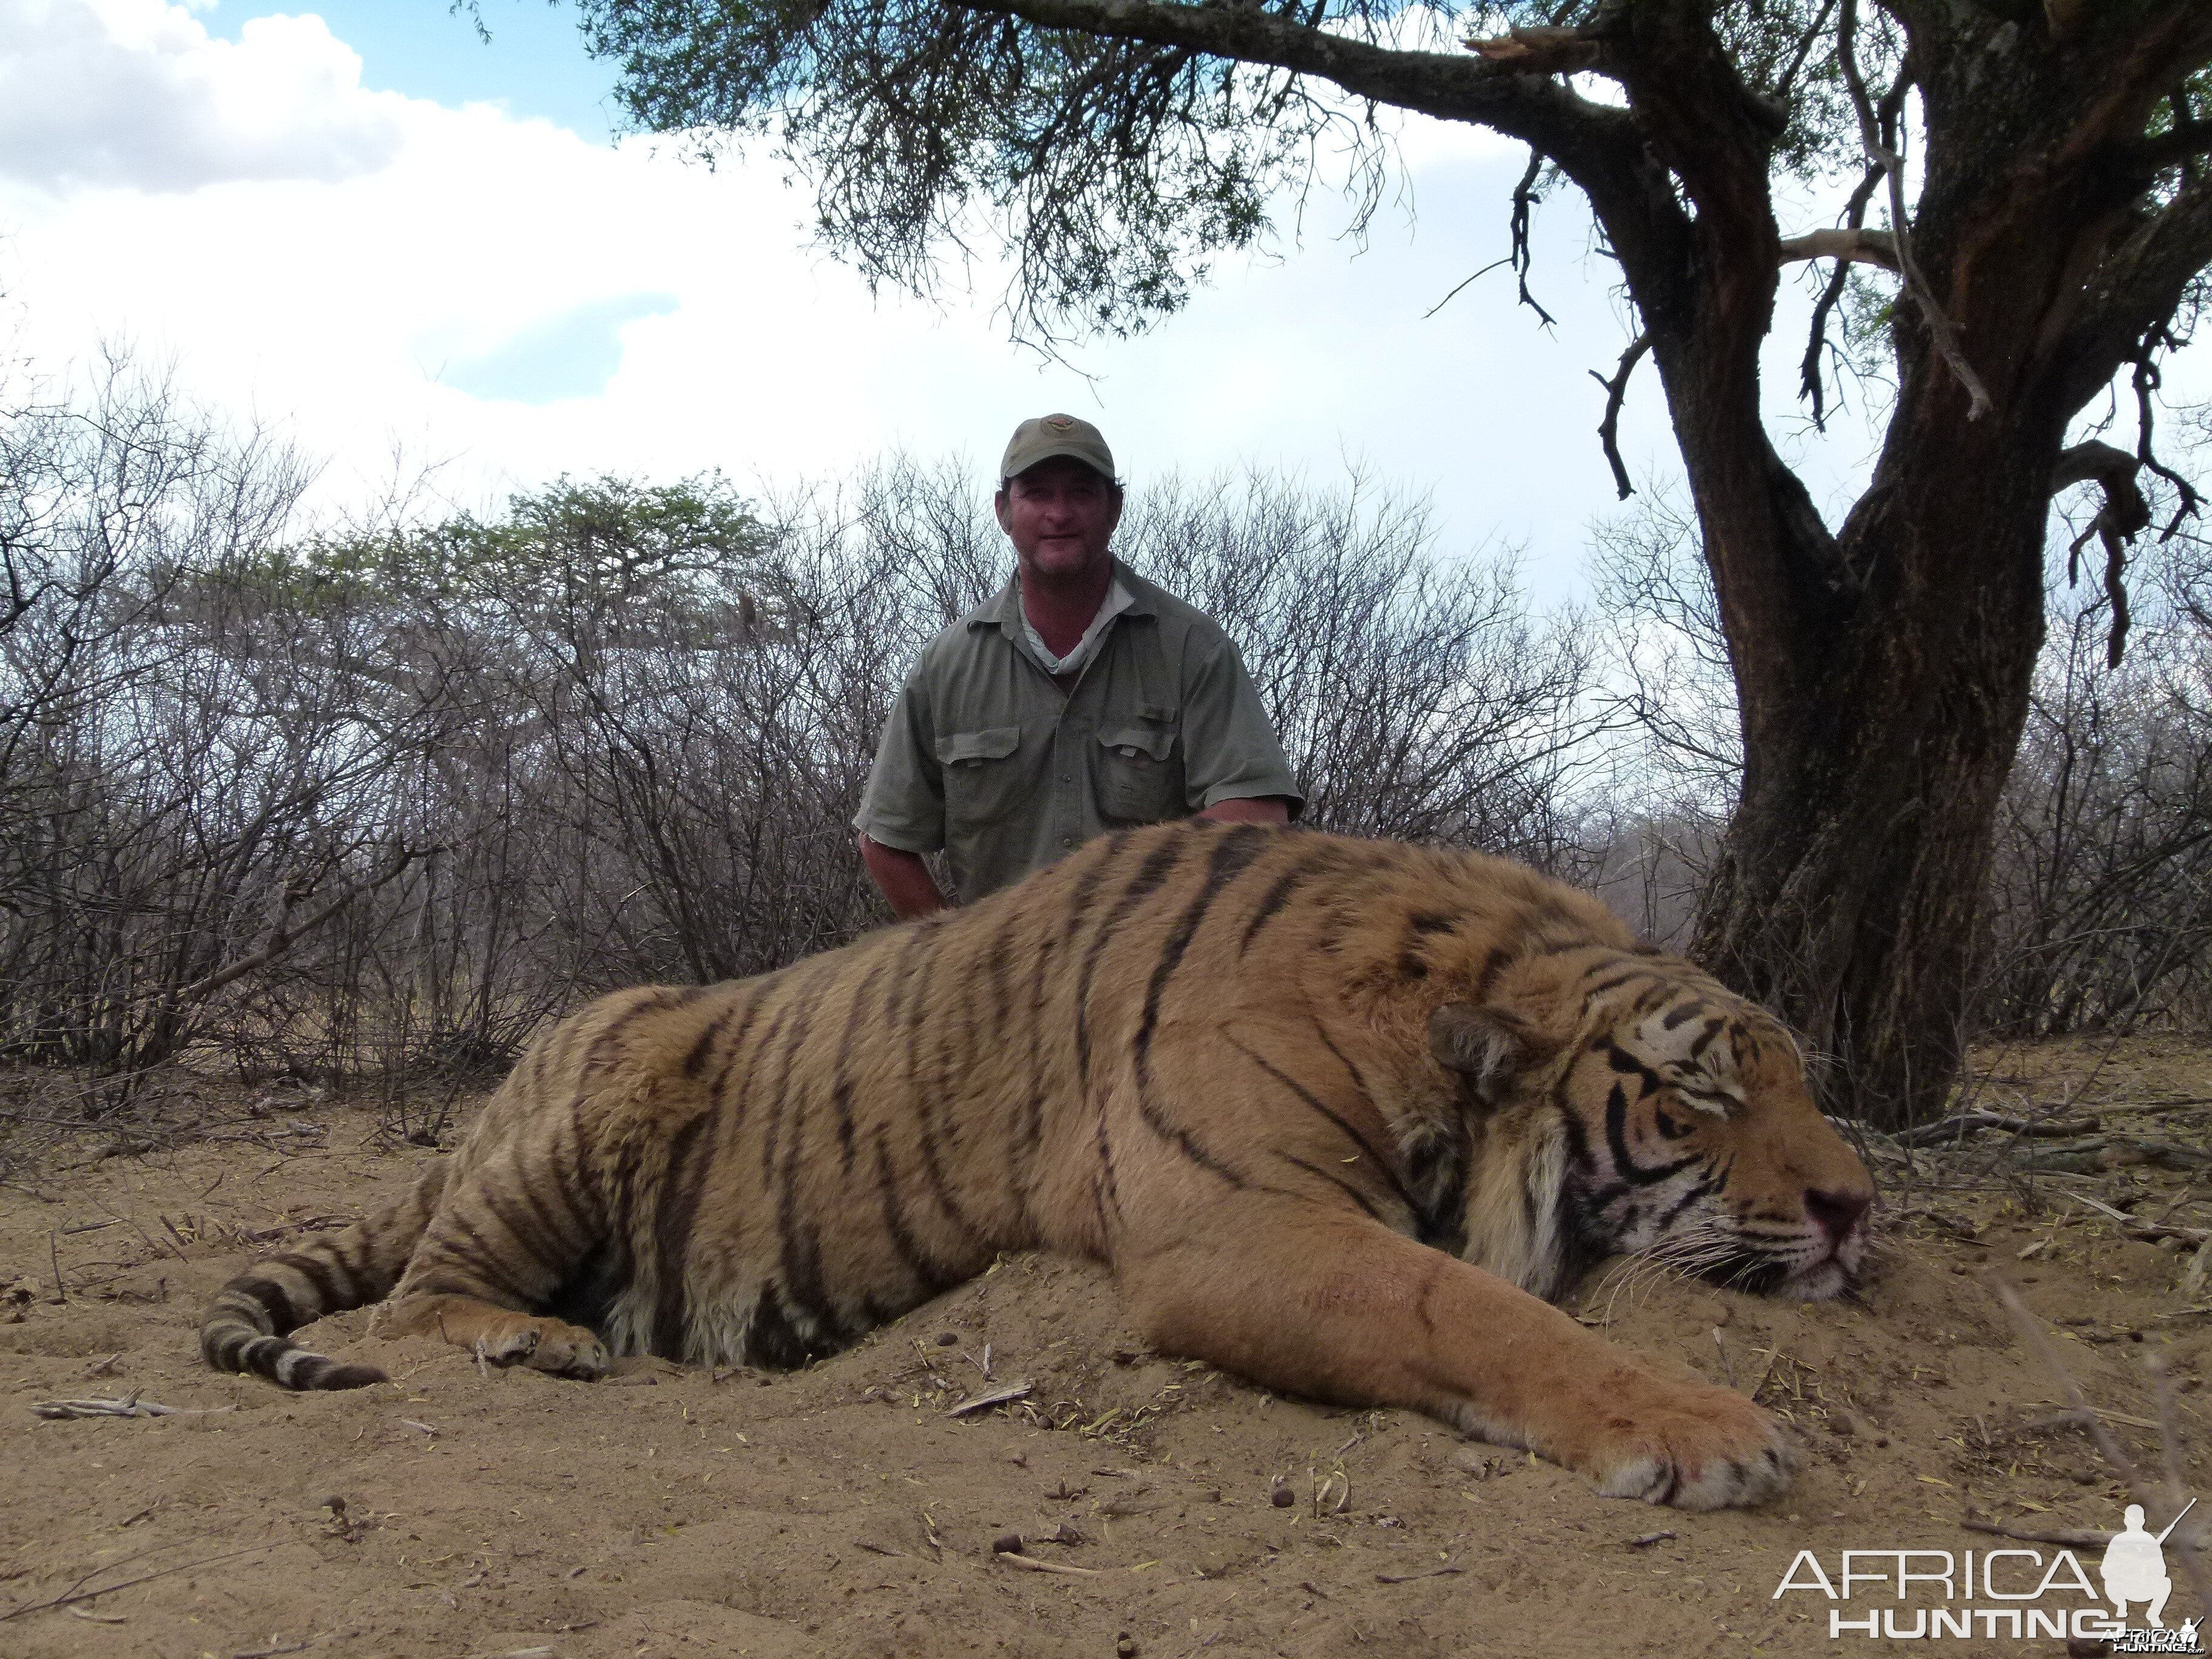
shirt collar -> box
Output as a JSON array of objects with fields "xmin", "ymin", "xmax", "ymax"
[{"xmin": 972, "ymin": 557, "xmax": 1158, "ymax": 634}]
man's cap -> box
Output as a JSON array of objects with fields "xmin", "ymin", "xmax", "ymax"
[{"xmin": 1000, "ymin": 414, "xmax": 1116, "ymax": 484}]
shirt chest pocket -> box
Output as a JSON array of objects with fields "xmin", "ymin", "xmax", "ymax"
[
  {"xmin": 1093, "ymin": 723, "xmax": 1182, "ymax": 825},
  {"xmin": 937, "ymin": 726, "xmax": 1024, "ymax": 827}
]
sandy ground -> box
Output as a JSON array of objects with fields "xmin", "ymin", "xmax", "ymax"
[{"xmin": 5, "ymin": 1036, "xmax": 2212, "ymax": 1659}]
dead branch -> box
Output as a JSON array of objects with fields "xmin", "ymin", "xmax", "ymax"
[
  {"xmin": 0, "ymin": 1546, "xmax": 273, "ymax": 1622},
  {"xmin": 1837, "ymin": 0, "xmax": 1992, "ymax": 420},
  {"xmin": 2132, "ymin": 332, "xmax": 2203, "ymax": 541},
  {"xmin": 30, "ymin": 1394, "xmax": 229, "ymax": 1419},
  {"xmin": 1465, "ymin": 25, "xmax": 1606, "ymax": 77},
  {"xmin": 1891, "ymin": 1109, "xmax": 2100, "ymax": 1147},
  {"xmin": 2051, "ymin": 438, "xmax": 2150, "ymax": 665},
  {"xmin": 947, "ymin": 1381, "xmax": 1032, "ymax": 1416},
  {"xmin": 1506, "ymin": 149, "xmax": 1557, "ymax": 329},
  {"xmin": 1588, "ymin": 332, "xmax": 1652, "ymax": 501},
  {"xmin": 167, "ymin": 842, "xmax": 422, "ymax": 1005},
  {"xmin": 992, "ymin": 1551, "xmax": 1104, "ymax": 1577},
  {"xmin": 1779, "ymin": 227, "xmax": 1899, "ymax": 271}
]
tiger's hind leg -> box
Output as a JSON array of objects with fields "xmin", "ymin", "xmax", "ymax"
[
  {"xmin": 370, "ymin": 1140, "xmax": 612, "ymax": 1381},
  {"xmin": 375, "ymin": 1292, "xmax": 610, "ymax": 1379}
]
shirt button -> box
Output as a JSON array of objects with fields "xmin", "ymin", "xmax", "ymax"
[
  {"xmin": 1057, "ymin": 774, "xmax": 1071, "ymax": 785},
  {"xmin": 1061, "ymin": 836, "xmax": 1077, "ymax": 848}
]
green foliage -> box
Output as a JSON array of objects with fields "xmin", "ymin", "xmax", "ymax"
[
  {"xmin": 198, "ymin": 473, "xmax": 769, "ymax": 619},
  {"xmin": 569, "ymin": 0, "xmax": 1896, "ymax": 341},
  {"xmin": 575, "ymin": 0, "xmax": 1443, "ymax": 340}
]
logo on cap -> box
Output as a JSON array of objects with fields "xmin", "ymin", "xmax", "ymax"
[{"xmin": 1044, "ymin": 415, "xmax": 1076, "ymax": 432}]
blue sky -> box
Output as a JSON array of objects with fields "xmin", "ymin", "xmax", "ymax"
[{"xmin": 207, "ymin": 0, "xmax": 623, "ymax": 136}]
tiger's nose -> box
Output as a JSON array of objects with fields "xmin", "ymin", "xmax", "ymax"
[{"xmin": 1805, "ymin": 1187, "xmax": 1872, "ymax": 1247}]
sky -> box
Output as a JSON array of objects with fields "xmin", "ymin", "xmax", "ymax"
[{"xmin": 0, "ymin": 0, "xmax": 2192, "ymax": 604}]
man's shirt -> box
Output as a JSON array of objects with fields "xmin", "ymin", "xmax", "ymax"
[{"xmin": 855, "ymin": 560, "xmax": 1304, "ymax": 902}]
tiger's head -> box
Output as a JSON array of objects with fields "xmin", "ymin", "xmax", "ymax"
[{"xmin": 1425, "ymin": 950, "xmax": 1875, "ymax": 1307}]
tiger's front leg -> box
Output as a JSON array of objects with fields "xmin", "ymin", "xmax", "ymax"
[{"xmin": 1116, "ymin": 1201, "xmax": 1794, "ymax": 1510}]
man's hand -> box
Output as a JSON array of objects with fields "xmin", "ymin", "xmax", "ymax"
[
  {"xmin": 859, "ymin": 833, "xmax": 948, "ymax": 920},
  {"xmin": 1196, "ymin": 797, "xmax": 1293, "ymax": 826}
]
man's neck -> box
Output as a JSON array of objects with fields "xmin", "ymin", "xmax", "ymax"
[{"xmin": 1019, "ymin": 559, "xmax": 1114, "ymax": 659}]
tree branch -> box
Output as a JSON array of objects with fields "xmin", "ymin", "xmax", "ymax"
[
  {"xmin": 942, "ymin": 0, "xmax": 1698, "ymax": 344},
  {"xmin": 943, "ymin": 0, "xmax": 1626, "ymax": 145},
  {"xmin": 1466, "ymin": 24, "xmax": 1610, "ymax": 79},
  {"xmin": 2051, "ymin": 438, "xmax": 2150, "ymax": 666},
  {"xmin": 167, "ymin": 843, "xmax": 423, "ymax": 1005},
  {"xmin": 1840, "ymin": 0, "xmax": 1992, "ymax": 420},
  {"xmin": 2137, "ymin": 118, "xmax": 2212, "ymax": 175},
  {"xmin": 1589, "ymin": 332, "xmax": 1652, "ymax": 501},
  {"xmin": 2133, "ymin": 332, "xmax": 2203, "ymax": 541},
  {"xmin": 1779, "ymin": 227, "xmax": 1899, "ymax": 271},
  {"xmin": 1508, "ymin": 149, "xmax": 1557, "ymax": 328},
  {"xmin": 2059, "ymin": 169, "xmax": 2212, "ymax": 414}
]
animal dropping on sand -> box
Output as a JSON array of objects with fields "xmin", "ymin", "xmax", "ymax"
[{"xmin": 199, "ymin": 822, "xmax": 1873, "ymax": 1510}]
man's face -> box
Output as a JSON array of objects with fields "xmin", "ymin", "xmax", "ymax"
[{"xmin": 995, "ymin": 458, "xmax": 1121, "ymax": 583}]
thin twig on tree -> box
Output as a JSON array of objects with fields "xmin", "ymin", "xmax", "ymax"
[
  {"xmin": 1798, "ymin": 56, "xmax": 1907, "ymax": 426},
  {"xmin": 1423, "ymin": 255, "xmax": 1512, "ymax": 320},
  {"xmin": 1773, "ymin": 0, "xmax": 1840, "ymax": 101},
  {"xmin": 166, "ymin": 842, "xmax": 421, "ymax": 1005},
  {"xmin": 1837, "ymin": 0, "xmax": 1992, "ymax": 420}
]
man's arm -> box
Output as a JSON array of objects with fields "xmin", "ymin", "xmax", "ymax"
[
  {"xmin": 859, "ymin": 833, "xmax": 948, "ymax": 920},
  {"xmin": 854, "ymin": 671, "xmax": 950, "ymax": 917},
  {"xmin": 1196, "ymin": 796, "xmax": 1292, "ymax": 825},
  {"xmin": 1180, "ymin": 634, "xmax": 1307, "ymax": 823}
]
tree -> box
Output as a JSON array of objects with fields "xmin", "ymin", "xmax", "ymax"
[{"xmin": 566, "ymin": 0, "xmax": 2212, "ymax": 1125}]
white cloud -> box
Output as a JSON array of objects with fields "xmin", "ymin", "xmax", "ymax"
[{"xmin": 0, "ymin": 0, "xmax": 405, "ymax": 192}]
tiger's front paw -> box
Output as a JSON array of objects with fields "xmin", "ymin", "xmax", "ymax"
[
  {"xmin": 477, "ymin": 1319, "xmax": 610, "ymax": 1381},
  {"xmin": 1574, "ymin": 1378, "xmax": 1797, "ymax": 1510}
]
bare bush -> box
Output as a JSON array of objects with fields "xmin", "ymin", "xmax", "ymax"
[
  {"xmin": 1971, "ymin": 548, "xmax": 2212, "ymax": 1037},
  {"xmin": 1592, "ymin": 480, "xmax": 2212, "ymax": 1036},
  {"xmin": 1122, "ymin": 469, "xmax": 1604, "ymax": 871},
  {"xmin": 1, "ymin": 397, "xmax": 1610, "ymax": 1122},
  {"xmin": 0, "ymin": 356, "xmax": 380, "ymax": 1087},
  {"xmin": 1584, "ymin": 489, "xmax": 1737, "ymax": 945}
]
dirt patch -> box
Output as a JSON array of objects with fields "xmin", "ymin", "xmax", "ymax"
[{"xmin": 5, "ymin": 1042, "xmax": 2212, "ymax": 1658}]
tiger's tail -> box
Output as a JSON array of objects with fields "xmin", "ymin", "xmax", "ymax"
[{"xmin": 198, "ymin": 1164, "xmax": 448, "ymax": 1390}]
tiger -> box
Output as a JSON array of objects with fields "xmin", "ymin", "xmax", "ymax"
[{"xmin": 199, "ymin": 819, "xmax": 1874, "ymax": 1510}]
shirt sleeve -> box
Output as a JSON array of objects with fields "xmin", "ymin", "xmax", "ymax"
[
  {"xmin": 1179, "ymin": 634, "xmax": 1306, "ymax": 817},
  {"xmin": 854, "ymin": 672, "xmax": 947, "ymax": 853}
]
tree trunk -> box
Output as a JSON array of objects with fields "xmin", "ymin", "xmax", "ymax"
[{"xmin": 1691, "ymin": 359, "xmax": 2063, "ymax": 1128}]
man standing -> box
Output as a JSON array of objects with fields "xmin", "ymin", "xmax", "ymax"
[{"xmin": 855, "ymin": 415, "xmax": 1302, "ymax": 918}]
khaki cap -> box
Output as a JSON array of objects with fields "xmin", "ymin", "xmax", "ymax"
[{"xmin": 1000, "ymin": 414, "xmax": 1116, "ymax": 484}]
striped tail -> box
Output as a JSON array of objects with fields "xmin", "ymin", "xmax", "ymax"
[{"xmin": 199, "ymin": 1165, "xmax": 447, "ymax": 1390}]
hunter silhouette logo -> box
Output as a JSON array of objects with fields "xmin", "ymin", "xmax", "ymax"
[
  {"xmin": 2104, "ymin": 1500, "xmax": 2191, "ymax": 1629},
  {"xmin": 1773, "ymin": 1495, "xmax": 2204, "ymax": 1646}
]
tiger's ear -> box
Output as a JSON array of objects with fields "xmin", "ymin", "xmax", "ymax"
[{"xmin": 1429, "ymin": 1002, "xmax": 1548, "ymax": 1111}]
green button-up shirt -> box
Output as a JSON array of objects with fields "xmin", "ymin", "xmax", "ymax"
[{"xmin": 855, "ymin": 561, "xmax": 1304, "ymax": 902}]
